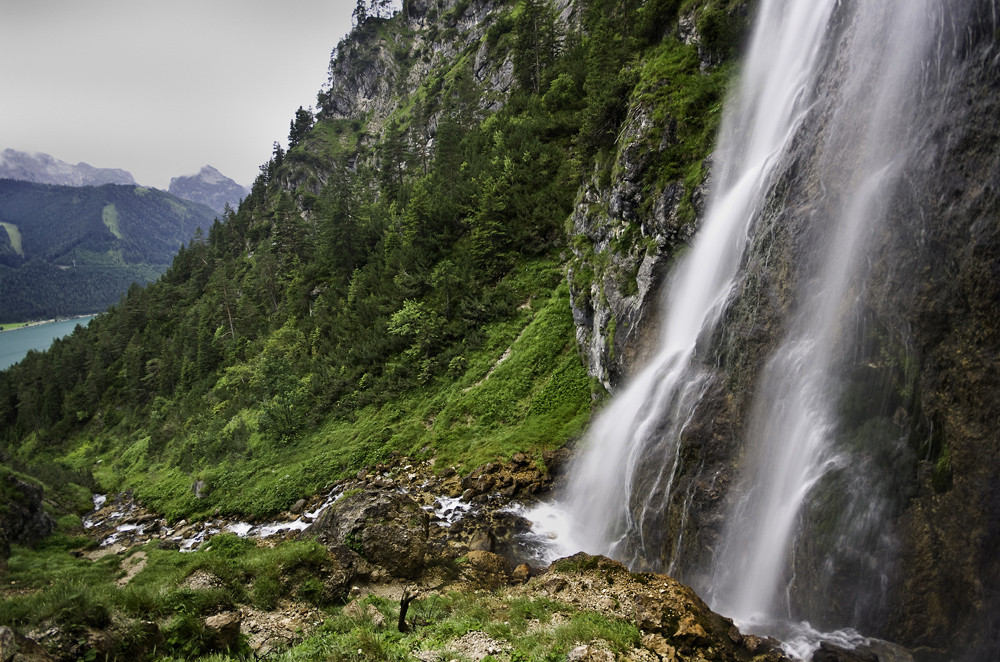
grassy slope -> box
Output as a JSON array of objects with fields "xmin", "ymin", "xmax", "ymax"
[
  {"xmin": 0, "ymin": 0, "xmax": 744, "ymax": 532},
  {"xmin": 69, "ymin": 256, "xmax": 593, "ymax": 521},
  {"xmin": 0, "ymin": 221, "xmax": 23, "ymax": 255},
  {"xmin": 0, "ymin": 529, "xmax": 640, "ymax": 662}
]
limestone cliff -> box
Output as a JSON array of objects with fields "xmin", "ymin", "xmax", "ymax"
[{"xmin": 565, "ymin": 4, "xmax": 746, "ymax": 391}]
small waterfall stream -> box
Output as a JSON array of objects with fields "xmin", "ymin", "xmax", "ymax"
[{"xmin": 535, "ymin": 0, "xmax": 981, "ymax": 655}]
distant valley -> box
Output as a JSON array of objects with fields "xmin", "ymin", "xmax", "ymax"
[
  {"xmin": 0, "ymin": 150, "xmax": 248, "ymax": 323},
  {"xmin": 0, "ymin": 179, "xmax": 216, "ymax": 323}
]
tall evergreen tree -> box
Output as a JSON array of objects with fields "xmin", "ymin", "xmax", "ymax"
[{"xmin": 514, "ymin": 0, "xmax": 559, "ymax": 93}]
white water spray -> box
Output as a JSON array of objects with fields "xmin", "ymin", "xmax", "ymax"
[{"xmin": 707, "ymin": 0, "xmax": 942, "ymax": 628}]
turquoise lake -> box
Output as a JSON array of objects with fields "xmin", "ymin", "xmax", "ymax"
[{"xmin": 0, "ymin": 316, "xmax": 97, "ymax": 370}]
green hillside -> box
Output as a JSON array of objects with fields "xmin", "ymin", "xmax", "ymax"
[
  {"xmin": 0, "ymin": 0, "xmax": 737, "ymax": 520},
  {"xmin": 0, "ymin": 179, "xmax": 217, "ymax": 322}
]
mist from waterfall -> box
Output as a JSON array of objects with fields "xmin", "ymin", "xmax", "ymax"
[{"xmin": 552, "ymin": 0, "xmax": 967, "ymax": 648}]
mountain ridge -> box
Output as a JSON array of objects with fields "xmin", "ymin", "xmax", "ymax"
[
  {"xmin": 0, "ymin": 178, "xmax": 216, "ymax": 322},
  {"xmin": 0, "ymin": 148, "xmax": 136, "ymax": 187}
]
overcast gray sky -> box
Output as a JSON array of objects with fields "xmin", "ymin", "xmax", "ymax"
[{"xmin": 0, "ymin": 0, "xmax": 357, "ymax": 189}]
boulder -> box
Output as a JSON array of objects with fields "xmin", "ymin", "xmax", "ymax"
[
  {"xmin": 811, "ymin": 641, "xmax": 878, "ymax": 662},
  {"xmin": 467, "ymin": 529, "xmax": 494, "ymax": 552},
  {"xmin": 309, "ymin": 489, "xmax": 428, "ymax": 579},
  {"xmin": 539, "ymin": 553, "xmax": 787, "ymax": 662},
  {"xmin": 567, "ymin": 644, "xmax": 615, "ymax": 662},
  {"xmin": 461, "ymin": 550, "xmax": 511, "ymax": 589},
  {"xmin": 511, "ymin": 563, "xmax": 532, "ymax": 584},
  {"xmin": 641, "ymin": 632, "xmax": 675, "ymax": 658},
  {"xmin": 456, "ymin": 508, "xmax": 533, "ymax": 563},
  {"xmin": 0, "ymin": 474, "xmax": 55, "ymax": 548},
  {"xmin": 24, "ymin": 625, "xmax": 110, "ymax": 662},
  {"xmin": 858, "ymin": 639, "xmax": 914, "ymax": 662},
  {"xmin": 204, "ymin": 612, "xmax": 241, "ymax": 651},
  {"xmin": 0, "ymin": 626, "xmax": 55, "ymax": 662}
]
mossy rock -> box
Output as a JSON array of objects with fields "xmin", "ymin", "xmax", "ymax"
[{"xmin": 310, "ymin": 488, "xmax": 429, "ymax": 579}]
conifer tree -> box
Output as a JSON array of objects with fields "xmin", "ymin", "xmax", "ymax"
[
  {"xmin": 514, "ymin": 0, "xmax": 559, "ymax": 93},
  {"xmin": 288, "ymin": 106, "xmax": 314, "ymax": 148}
]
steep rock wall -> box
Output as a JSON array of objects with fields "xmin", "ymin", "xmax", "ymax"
[
  {"xmin": 591, "ymin": 1, "xmax": 999, "ymax": 658},
  {"xmin": 290, "ymin": 0, "xmax": 520, "ymax": 197},
  {"xmin": 567, "ymin": 8, "xmax": 737, "ymax": 391},
  {"xmin": 865, "ymin": 9, "xmax": 1000, "ymax": 656}
]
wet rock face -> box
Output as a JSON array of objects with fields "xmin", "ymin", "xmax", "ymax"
[
  {"xmin": 204, "ymin": 612, "xmax": 241, "ymax": 652},
  {"xmin": 589, "ymin": 2, "xmax": 997, "ymax": 658},
  {"xmin": 460, "ymin": 550, "xmax": 511, "ymax": 589},
  {"xmin": 309, "ymin": 488, "xmax": 429, "ymax": 579},
  {"xmin": 865, "ymin": 9, "xmax": 1000, "ymax": 657},
  {"xmin": 567, "ymin": 108, "xmax": 705, "ymax": 391},
  {"xmin": 657, "ymin": 2, "xmax": 998, "ymax": 657}
]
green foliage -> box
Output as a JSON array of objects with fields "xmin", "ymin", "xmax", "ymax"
[
  {"xmin": 932, "ymin": 443, "xmax": 953, "ymax": 493},
  {"xmin": 263, "ymin": 589, "xmax": 639, "ymax": 662},
  {"xmin": 513, "ymin": 0, "xmax": 560, "ymax": 94},
  {"xmin": 696, "ymin": 6, "xmax": 744, "ymax": 63},
  {"xmin": 288, "ymin": 106, "xmax": 315, "ymax": 148},
  {"xmin": 0, "ymin": 534, "xmax": 336, "ymax": 659},
  {"xmin": 632, "ymin": 39, "xmax": 732, "ymax": 223}
]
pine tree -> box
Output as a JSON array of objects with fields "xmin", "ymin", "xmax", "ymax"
[
  {"xmin": 288, "ymin": 106, "xmax": 314, "ymax": 148},
  {"xmin": 514, "ymin": 0, "xmax": 559, "ymax": 94}
]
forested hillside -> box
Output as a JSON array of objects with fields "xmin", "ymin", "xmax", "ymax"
[
  {"xmin": 0, "ymin": 179, "xmax": 216, "ymax": 322},
  {"xmin": 0, "ymin": 0, "xmax": 740, "ymax": 521}
]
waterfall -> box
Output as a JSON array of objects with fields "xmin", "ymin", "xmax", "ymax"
[
  {"xmin": 559, "ymin": 0, "xmax": 840, "ymax": 569},
  {"xmin": 707, "ymin": 0, "xmax": 946, "ymax": 627},
  {"xmin": 552, "ymin": 0, "xmax": 977, "ymax": 649}
]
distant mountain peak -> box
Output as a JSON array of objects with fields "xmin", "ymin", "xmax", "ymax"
[
  {"xmin": 168, "ymin": 165, "xmax": 249, "ymax": 214},
  {"xmin": 0, "ymin": 148, "xmax": 136, "ymax": 187},
  {"xmin": 196, "ymin": 165, "xmax": 227, "ymax": 183}
]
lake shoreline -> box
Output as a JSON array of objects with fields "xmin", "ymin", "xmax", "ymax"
[
  {"xmin": 0, "ymin": 313, "xmax": 100, "ymax": 333},
  {"xmin": 0, "ymin": 314, "xmax": 101, "ymax": 370}
]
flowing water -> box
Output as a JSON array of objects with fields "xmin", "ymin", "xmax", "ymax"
[
  {"xmin": 705, "ymin": 1, "xmax": 945, "ymax": 627},
  {"xmin": 560, "ymin": 0, "xmax": 839, "ymax": 568},
  {"xmin": 534, "ymin": 0, "xmax": 981, "ymax": 654}
]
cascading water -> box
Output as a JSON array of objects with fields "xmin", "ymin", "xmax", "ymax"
[
  {"xmin": 540, "ymin": 0, "xmax": 985, "ymax": 655},
  {"xmin": 707, "ymin": 0, "xmax": 945, "ymax": 629},
  {"xmin": 557, "ymin": 0, "xmax": 840, "ymax": 568}
]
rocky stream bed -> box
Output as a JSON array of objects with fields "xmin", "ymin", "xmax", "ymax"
[{"xmin": 0, "ymin": 453, "xmax": 914, "ymax": 662}]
